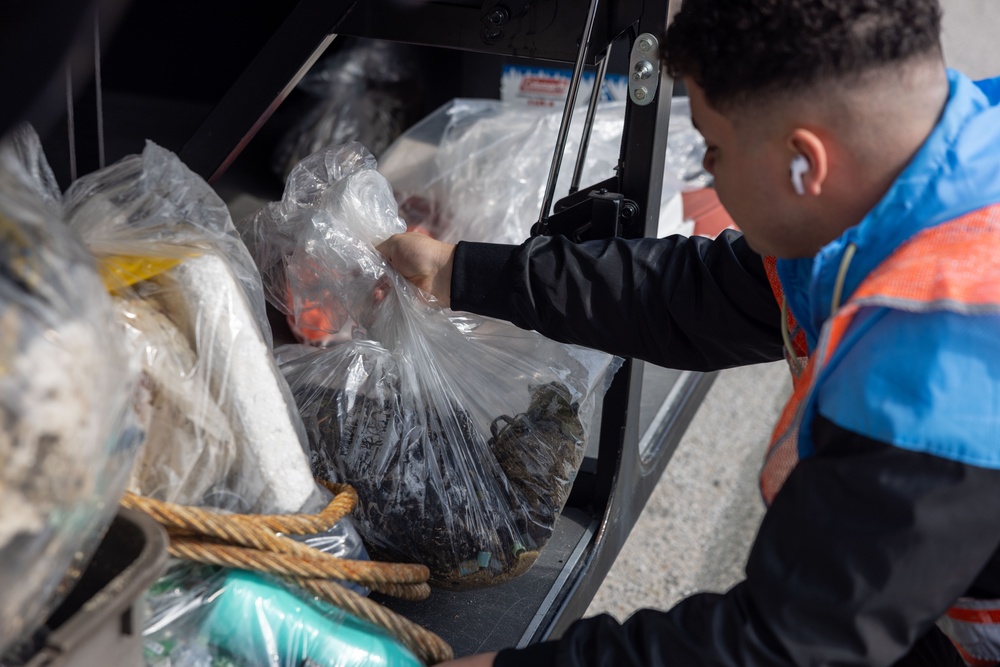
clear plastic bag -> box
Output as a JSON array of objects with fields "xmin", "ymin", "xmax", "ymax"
[
  {"xmin": 273, "ymin": 38, "xmax": 427, "ymax": 179},
  {"xmin": 378, "ymin": 97, "xmax": 709, "ymax": 243},
  {"xmin": 68, "ymin": 143, "xmax": 376, "ymax": 637},
  {"xmin": 0, "ymin": 125, "xmax": 139, "ymax": 656},
  {"xmin": 143, "ymin": 502, "xmax": 372, "ymax": 664},
  {"xmin": 143, "ymin": 566, "xmax": 419, "ymax": 667},
  {"xmin": 64, "ymin": 141, "xmax": 325, "ymax": 515},
  {"xmin": 243, "ymin": 143, "xmax": 621, "ymax": 586}
]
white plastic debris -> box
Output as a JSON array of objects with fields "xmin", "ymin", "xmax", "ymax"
[{"xmin": 152, "ymin": 254, "xmax": 316, "ymax": 513}]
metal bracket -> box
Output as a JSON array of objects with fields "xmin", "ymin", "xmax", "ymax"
[
  {"xmin": 628, "ymin": 32, "xmax": 659, "ymax": 106},
  {"xmin": 531, "ymin": 184, "xmax": 638, "ymax": 243}
]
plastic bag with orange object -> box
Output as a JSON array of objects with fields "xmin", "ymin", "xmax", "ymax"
[{"xmin": 243, "ymin": 142, "xmax": 621, "ymax": 587}]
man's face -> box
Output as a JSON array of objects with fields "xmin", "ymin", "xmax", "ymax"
[{"xmin": 685, "ymin": 79, "xmax": 802, "ymax": 257}]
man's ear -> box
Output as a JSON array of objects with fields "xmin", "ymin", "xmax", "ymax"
[{"xmin": 788, "ymin": 129, "xmax": 828, "ymax": 196}]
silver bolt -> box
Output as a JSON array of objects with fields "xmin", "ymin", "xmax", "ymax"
[
  {"xmin": 634, "ymin": 87, "xmax": 648, "ymax": 101},
  {"xmin": 638, "ymin": 37, "xmax": 653, "ymax": 52},
  {"xmin": 633, "ymin": 61, "xmax": 654, "ymax": 80}
]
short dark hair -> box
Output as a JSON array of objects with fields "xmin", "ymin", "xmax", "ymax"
[{"xmin": 663, "ymin": 0, "xmax": 943, "ymax": 110}]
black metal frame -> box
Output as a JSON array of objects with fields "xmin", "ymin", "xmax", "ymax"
[
  {"xmin": 173, "ymin": 0, "xmax": 712, "ymax": 654},
  {"xmin": 521, "ymin": 0, "xmax": 719, "ymax": 642},
  {"xmin": 178, "ymin": 0, "xmax": 358, "ymax": 184},
  {"xmin": 12, "ymin": 0, "xmax": 713, "ymax": 656},
  {"xmin": 335, "ymin": 0, "xmax": 642, "ymax": 64}
]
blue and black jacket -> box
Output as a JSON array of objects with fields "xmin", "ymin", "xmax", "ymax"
[{"xmin": 449, "ymin": 69, "xmax": 1000, "ymax": 666}]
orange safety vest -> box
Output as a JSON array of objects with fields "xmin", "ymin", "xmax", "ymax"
[{"xmin": 760, "ymin": 203, "xmax": 1000, "ymax": 666}]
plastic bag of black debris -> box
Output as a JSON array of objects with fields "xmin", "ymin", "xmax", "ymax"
[
  {"xmin": 244, "ymin": 143, "xmax": 621, "ymax": 588},
  {"xmin": 272, "ymin": 38, "xmax": 427, "ymax": 180}
]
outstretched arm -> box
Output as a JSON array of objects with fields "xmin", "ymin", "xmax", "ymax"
[
  {"xmin": 451, "ymin": 230, "xmax": 784, "ymax": 370},
  {"xmin": 380, "ymin": 230, "xmax": 784, "ymax": 371}
]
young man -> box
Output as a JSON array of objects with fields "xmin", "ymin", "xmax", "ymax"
[{"xmin": 378, "ymin": 0, "xmax": 1000, "ymax": 664}]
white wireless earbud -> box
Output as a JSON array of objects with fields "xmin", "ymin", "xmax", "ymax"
[{"xmin": 790, "ymin": 154, "xmax": 809, "ymax": 196}]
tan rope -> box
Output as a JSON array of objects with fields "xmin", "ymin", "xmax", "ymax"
[
  {"xmin": 226, "ymin": 480, "xmax": 358, "ymax": 533},
  {"xmin": 166, "ymin": 538, "xmax": 431, "ymax": 599},
  {"xmin": 121, "ymin": 482, "xmax": 453, "ymax": 665}
]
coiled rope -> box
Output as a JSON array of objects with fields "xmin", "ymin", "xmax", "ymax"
[{"xmin": 121, "ymin": 481, "xmax": 454, "ymax": 664}]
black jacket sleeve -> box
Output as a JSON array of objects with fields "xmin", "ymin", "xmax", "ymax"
[
  {"xmin": 494, "ymin": 414, "xmax": 1000, "ymax": 667},
  {"xmin": 450, "ymin": 230, "xmax": 784, "ymax": 371}
]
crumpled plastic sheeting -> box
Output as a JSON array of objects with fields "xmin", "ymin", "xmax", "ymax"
[
  {"xmin": 0, "ymin": 125, "xmax": 139, "ymax": 656},
  {"xmin": 244, "ymin": 144, "xmax": 398, "ymax": 346},
  {"xmin": 273, "ymin": 38, "xmax": 427, "ymax": 180},
  {"xmin": 379, "ymin": 97, "xmax": 710, "ymax": 244},
  {"xmin": 64, "ymin": 141, "xmax": 324, "ymax": 515},
  {"xmin": 243, "ymin": 143, "xmax": 621, "ymax": 586}
]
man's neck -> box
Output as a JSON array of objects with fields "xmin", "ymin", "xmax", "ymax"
[{"xmin": 818, "ymin": 58, "xmax": 951, "ymax": 245}]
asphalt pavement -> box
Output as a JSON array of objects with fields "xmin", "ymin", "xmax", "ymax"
[{"xmin": 587, "ymin": 362, "xmax": 789, "ymax": 619}]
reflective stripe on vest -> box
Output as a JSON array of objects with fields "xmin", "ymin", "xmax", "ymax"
[
  {"xmin": 941, "ymin": 599, "xmax": 1000, "ymax": 666},
  {"xmin": 760, "ymin": 204, "xmax": 1000, "ymax": 665}
]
